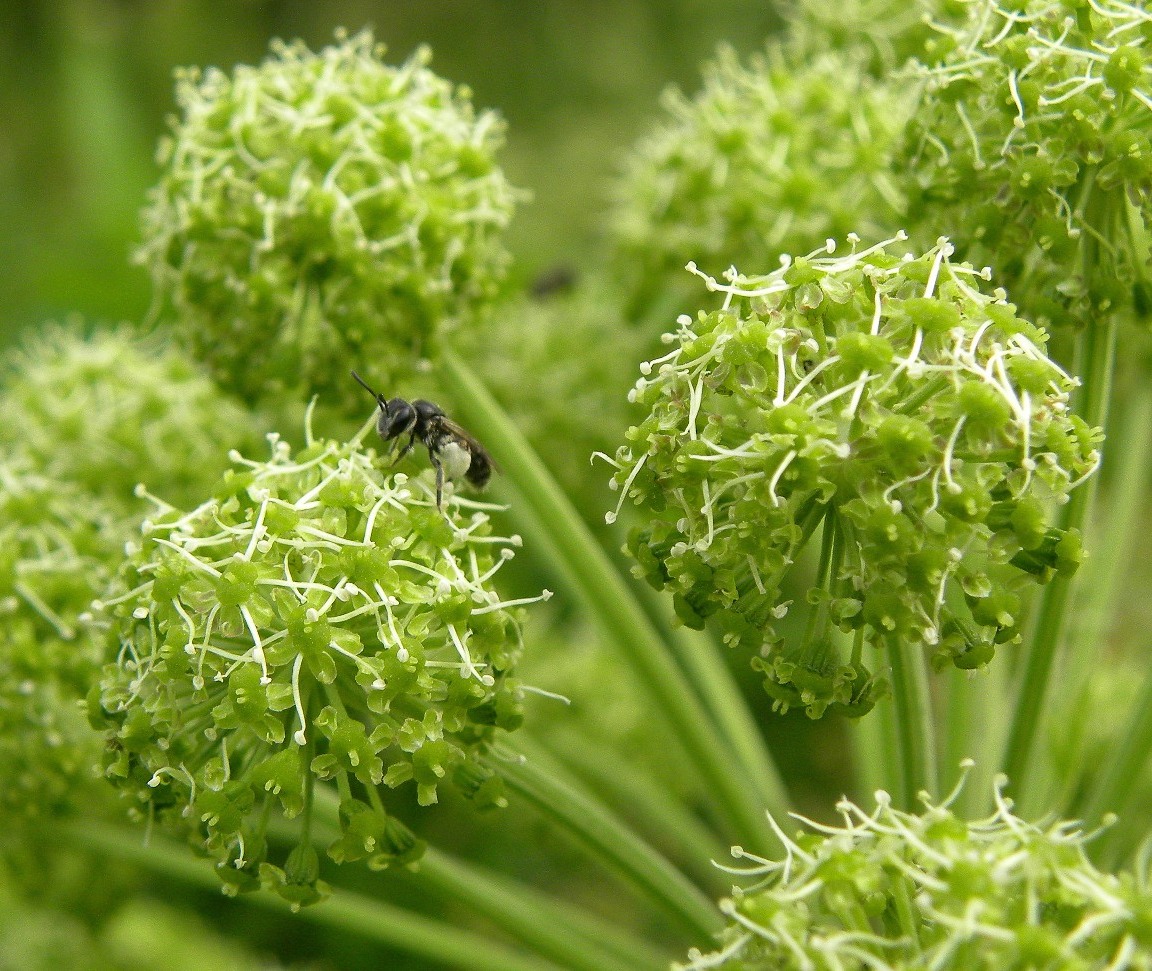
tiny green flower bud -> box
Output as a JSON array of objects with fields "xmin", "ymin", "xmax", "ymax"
[
  {"xmin": 609, "ymin": 44, "xmax": 910, "ymax": 319},
  {"xmin": 0, "ymin": 324, "xmax": 265, "ymax": 511},
  {"xmin": 904, "ymin": 0, "xmax": 1152, "ymax": 326},
  {"xmin": 0, "ymin": 457, "xmax": 129, "ymax": 817}
]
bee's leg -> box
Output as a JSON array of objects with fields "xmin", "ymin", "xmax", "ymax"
[
  {"xmin": 390, "ymin": 430, "xmax": 418, "ymax": 467},
  {"xmin": 428, "ymin": 449, "xmax": 445, "ymax": 509}
]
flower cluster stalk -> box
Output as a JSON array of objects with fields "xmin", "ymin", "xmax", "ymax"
[
  {"xmin": 497, "ymin": 739, "xmax": 723, "ymax": 943},
  {"xmin": 441, "ymin": 347, "xmax": 787, "ymax": 846},
  {"xmin": 1001, "ymin": 317, "xmax": 1117, "ymax": 803},
  {"xmin": 63, "ymin": 822, "xmax": 563, "ymax": 971}
]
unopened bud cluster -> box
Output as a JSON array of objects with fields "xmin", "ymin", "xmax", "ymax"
[
  {"xmin": 91, "ymin": 434, "xmax": 540, "ymax": 907},
  {"xmin": 905, "ymin": 0, "xmax": 1152, "ymax": 324},
  {"xmin": 680, "ymin": 771, "xmax": 1150, "ymax": 970},
  {"xmin": 607, "ymin": 235, "xmax": 1099, "ymax": 718},
  {"xmin": 138, "ymin": 30, "xmax": 518, "ymax": 409}
]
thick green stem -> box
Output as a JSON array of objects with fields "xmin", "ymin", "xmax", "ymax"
[
  {"xmin": 642, "ymin": 585, "xmax": 789, "ymax": 820},
  {"xmin": 60, "ymin": 822, "xmax": 563, "ymax": 971},
  {"xmin": 441, "ymin": 347, "xmax": 775, "ymax": 847},
  {"xmin": 941, "ymin": 663, "xmax": 1007, "ymax": 817},
  {"xmin": 887, "ymin": 636, "xmax": 938, "ymax": 808},
  {"xmin": 418, "ymin": 848, "xmax": 670, "ymax": 971},
  {"xmin": 1000, "ymin": 316, "xmax": 1116, "ymax": 801},
  {"xmin": 537, "ymin": 729, "xmax": 730, "ymax": 890},
  {"xmin": 302, "ymin": 787, "xmax": 666, "ymax": 971},
  {"xmin": 1075, "ymin": 380, "xmax": 1152, "ymax": 838},
  {"xmin": 497, "ymin": 741, "xmax": 723, "ymax": 943}
]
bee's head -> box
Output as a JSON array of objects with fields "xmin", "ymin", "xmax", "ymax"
[
  {"xmin": 377, "ymin": 397, "xmax": 416, "ymax": 440},
  {"xmin": 352, "ymin": 371, "xmax": 417, "ymax": 442}
]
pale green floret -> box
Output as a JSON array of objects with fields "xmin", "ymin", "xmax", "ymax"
[
  {"xmin": 904, "ymin": 0, "xmax": 1152, "ymax": 326},
  {"xmin": 610, "ymin": 43, "xmax": 910, "ymax": 320},
  {"xmin": 784, "ymin": 0, "xmax": 967, "ymax": 74},
  {"xmin": 0, "ymin": 457, "xmax": 128, "ymax": 816},
  {"xmin": 137, "ymin": 29, "xmax": 519, "ymax": 409},
  {"xmin": 0, "ymin": 323, "xmax": 265, "ymax": 511},
  {"xmin": 609, "ymin": 235, "xmax": 1100, "ymax": 719},
  {"xmin": 90, "ymin": 430, "xmax": 543, "ymax": 907},
  {"xmin": 679, "ymin": 768, "xmax": 1150, "ymax": 970}
]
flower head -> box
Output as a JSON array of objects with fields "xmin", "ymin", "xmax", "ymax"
[
  {"xmin": 609, "ymin": 43, "xmax": 910, "ymax": 320},
  {"xmin": 679, "ymin": 771, "xmax": 1149, "ymax": 970},
  {"xmin": 904, "ymin": 0, "xmax": 1152, "ymax": 326},
  {"xmin": 0, "ymin": 458, "xmax": 127, "ymax": 816},
  {"xmin": 608, "ymin": 235, "xmax": 1100, "ymax": 718},
  {"xmin": 0, "ymin": 323, "xmax": 264, "ymax": 510},
  {"xmin": 137, "ymin": 30, "xmax": 519, "ymax": 409},
  {"xmin": 783, "ymin": 0, "xmax": 967, "ymax": 75},
  {"xmin": 91, "ymin": 431, "xmax": 541, "ymax": 906}
]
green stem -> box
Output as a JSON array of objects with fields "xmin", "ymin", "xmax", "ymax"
[
  {"xmin": 303, "ymin": 787, "xmax": 666, "ymax": 971},
  {"xmin": 418, "ymin": 849, "xmax": 670, "ymax": 971},
  {"xmin": 59, "ymin": 822, "xmax": 563, "ymax": 971},
  {"xmin": 846, "ymin": 631, "xmax": 890, "ymax": 798},
  {"xmin": 887, "ymin": 635, "xmax": 938, "ymax": 808},
  {"xmin": 941, "ymin": 663, "xmax": 1007, "ymax": 817},
  {"xmin": 537, "ymin": 729, "xmax": 729, "ymax": 890},
  {"xmin": 641, "ymin": 582, "xmax": 789, "ymax": 820},
  {"xmin": 1075, "ymin": 381, "xmax": 1152, "ymax": 836},
  {"xmin": 1000, "ymin": 316, "xmax": 1116, "ymax": 800},
  {"xmin": 498, "ymin": 741, "xmax": 723, "ymax": 943},
  {"xmin": 441, "ymin": 346, "xmax": 774, "ymax": 847}
]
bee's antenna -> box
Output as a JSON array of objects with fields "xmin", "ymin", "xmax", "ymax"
[{"xmin": 351, "ymin": 370, "xmax": 387, "ymax": 411}]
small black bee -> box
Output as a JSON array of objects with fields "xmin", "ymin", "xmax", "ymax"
[{"xmin": 351, "ymin": 371, "xmax": 494, "ymax": 509}]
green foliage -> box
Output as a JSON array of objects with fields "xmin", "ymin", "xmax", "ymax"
[
  {"xmin": 4, "ymin": 6, "xmax": 1152, "ymax": 969},
  {"xmin": 680, "ymin": 772, "xmax": 1149, "ymax": 970},
  {"xmin": 610, "ymin": 236, "xmax": 1099, "ymax": 718},
  {"xmin": 0, "ymin": 323, "xmax": 264, "ymax": 511},
  {"xmin": 137, "ymin": 29, "xmax": 519, "ymax": 409},
  {"xmin": 904, "ymin": 0, "xmax": 1152, "ymax": 327},
  {"xmin": 610, "ymin": 43, "xmax": 910, "ymax": 320},
  {"xmin": 91, "ymin": 433, "xmax": 538, "ymax": 906}
]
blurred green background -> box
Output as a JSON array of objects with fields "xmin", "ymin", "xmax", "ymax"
[{"xmin": 0, "ymin": 0, "xmax": 781, "ymax": 344}]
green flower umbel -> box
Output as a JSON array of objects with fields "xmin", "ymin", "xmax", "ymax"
[
  {"xmin": 609, "ymin": 43, "xmax": 909, "ymax": 320},
  {"xmin": 91, "ymin": 432, "xmax": 542, "ymax": 907},
  {"xmin": 904, "ymin": 0, "xmax": 1152, "ymax": 327},
  {"xmin": 0, "ymin": 324, "xmax": 263, "ymax": 511},
  {"xmin": 680, "ymin": 770, "xmax": 1149, "ymax": 970},
  {"xmin": 0, "ymin": 458, "xmax": 128, "ymax": 816},
  {"xmin": 607, "ymin": 235, "xmax": 1100, "ymax": 718},
  {"xmin": 138, "ymin": 30, "xmax": 518, "ymax": 409}
]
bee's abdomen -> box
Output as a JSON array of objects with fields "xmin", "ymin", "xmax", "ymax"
[{"xmin": 465, "ymin": 451, "xmax": 492, "ymax": 489}]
